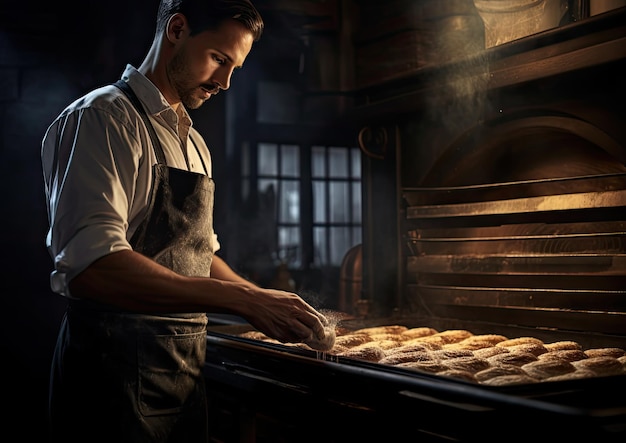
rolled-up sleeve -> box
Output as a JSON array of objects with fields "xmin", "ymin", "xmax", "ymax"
[{"xmin": 42, "ymin": 92, "xmax": 152, "ymax": 296}]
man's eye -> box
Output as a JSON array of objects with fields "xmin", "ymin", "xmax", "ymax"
[{"xmin": 213, "ymin": 55, "xmax": 225, "ymax": 65}]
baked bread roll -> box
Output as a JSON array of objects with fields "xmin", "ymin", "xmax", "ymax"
[
  {"xmin": 543, "ymin": 369, "xmax": 597, "ymax": 382},
  {"xmin": 400, "ymin": 327, "xmax": 438, "ymax": 339},
  {"xmin": 544, "ymin": 341, "xmax": 582, "ymax": 351},
  {"xmin": 521, "ymin": 359, "xmax": 575, "ymax": 380},
  {"xmin": 367, "ymin": 339, "xmax": 402, "ymax": 351},
  {"xmin": 411, "ymin": 330, "xmax": 473, "ymax": 347},
  {"xmin": 334, "ymin": 333, "xmax": 372, "ymax": 348},
  {"xmin": 385, "ymin": 343, "xmax": 436, "ymax": 355},
  {"xmin": 584, "ymin": 348, "xmax": 625, "ymax": 359},
  {"xmin": 369, "ymin": 333, "xmax": 408, "ymax": 343},
  {"xmin": 431, "ymin": 349, "xmax": 475, "ymax": 360},
  {"xmin": 402, "ymin": 337, "xmax": 443, "ymax": 350},
  {"xmin": 506, "ymin": 343, "xmax": 548, "ymax": 357},
  {"xmin": 537, "ymin": 350, "xmax": 587, "ymax": 362},
  {"xmin": 444, "ymin": 356, "xmax": 490, "ymax": 374},
  {"xmin": 379, "ymin": 351, "xmax": 434, "ymax": 365},
  {"xmin": 435, "ymin": 329, "xmax": 474, "ymax": 344},
  {"xmin": 474, "ymin": 346, "xmax": 510, "ymax": 359},
  {"xmin": 481, "ymin": 374, "xmax": 538, "ymax": 386},
  {"xmin": 496, "ymin": 337, "xmax": 544, "ymax": 348},
  {"xmin": 396, "ymin": 360, "xmax": 449, "ymax": 373},
  {"xmin": 475, "ymin": 364, "xmax": 526, "ymax": 382},
  {"xmin": 487, "ymin": 351, "xmax": 538, "ymax": 367},
  {"xmin": 573, "ymin": 356, "xmax": 624, "ymax": 375},
  {"xmin": 437, "ymin": 369, "xmax": 477, "ymax": 383},
  {"xmin": 353, "ymin": 325, "xmax": 408, "ymax": 336},
  {"xmin": 450, "ymin": 334, "xmax": 508, "ymax": 350},
  {"xmin": 337, "ymin": 345, "xmax": 385, "ymax": 362}
]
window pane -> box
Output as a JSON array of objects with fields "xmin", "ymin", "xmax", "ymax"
[
  {"xmin": 312, "ymin": 180, "xmax": 325, "ymax": 223},
  {"xmin": 329, "ymin": 147, "xmax": 348, "ymax": 178},
  {"xmin": 258, "ymin": 179, "xmax": 278, "ymax": 207},
  {"xmin": 281, "ymin": 144, "xmax": 299, "ymax": 177},
  {"xmin": 312, "ymin": 145, "xmax": 325, "ymax": 178},
  {"xmin": 279, "ymin": 180, "xmax": 300, "ymax": 223},
  {"xmin": 329, "ymin": 182, "xmax": 349, "ymax": 223},
  {"xmin": 352, "ymin": 182, "xmax": 361, "ymax": 223},
  {"xmin": 351, "ymin": 147, "xmax": 361, "ymax": 177},
  {"xmin": 259, "ymin": 143, "xmax": 278, "ymax": 175},
  {"xmin": 329, "ymin": 227, "xmax": 351, "ymax": 266},
  {"xmin": 278, "ymin": 226, "xmax": 300, "ymax": 266},
  {"xmin": 313, "ymin": 227, "xmax": 328, "ymax": 266}
]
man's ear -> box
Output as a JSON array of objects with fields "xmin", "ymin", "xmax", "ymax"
[{"xmin": 166, "ymin": 13, "xmax": 188, "ymax": 44}]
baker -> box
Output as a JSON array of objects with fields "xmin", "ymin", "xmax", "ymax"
[{"xmin": 41, "ymin": 1, "xmax": 331, "ymax": 441}]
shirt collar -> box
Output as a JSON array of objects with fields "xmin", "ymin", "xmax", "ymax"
[{"xmin": 120, "ymin": 64, "xmax": 194, "ymax": 127}]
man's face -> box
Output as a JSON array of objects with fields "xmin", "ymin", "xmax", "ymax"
[{"xmin": 167, "ymin": 19, "xmax": 254, "ymax": 109}]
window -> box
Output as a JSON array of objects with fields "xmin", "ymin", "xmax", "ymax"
[
  {"xmin": 312, "ymin": 145, "xmax": 362, "ymax": 266},
  {"xmin": 241, "ymin": 141, "xmax": 361, "ymax": 268}
]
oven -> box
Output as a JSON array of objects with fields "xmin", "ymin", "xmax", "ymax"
[{"xmin": 202, "ymin": 6, "xmax": 626, "ymax": 442}]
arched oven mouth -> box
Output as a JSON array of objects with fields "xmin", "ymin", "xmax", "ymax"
[{"xmin": 403, "ymin": 108, "xmax": 626, "ymax": 336}]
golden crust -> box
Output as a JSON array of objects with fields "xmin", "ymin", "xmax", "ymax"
[
  {"xmin": 537, "ymin": 350, "xmax": 587, "ymax": 362},
  {"xmin": 487, "ymin": 351, "xmax": 538, "ymax": 367},
  {"xmin": 435, "ymin": 329, "xmax": 474, "ymax": 344},
  {"xmin": 481, "ymin": 374, "xmax": 538, "ymax": 386},
  {"xmin": 400, "ymin": 327, "xmax": 438, "ymax": 339},
  {"xmin": 544, "ymin": 341, "xmax": 582, "ymax": 351},
  {"xmin": 573, "ymin": 356, "xmax": 624, "ymax": 375},
  {"xmin": 521, "ymin": 359, "xmax": 575, "ymax": 379},
  {"xmin": 437, "ymin": 369, "xmax": 477, "ymax": 383},
  {"xmin": 474, "ymin": 346, "xmax": 510, "ymax": 359},
  {"xmin": 496, "ymin": 337, "xmax": 545, "ymax": 348},
  {"xmin": 475, "ymin": 364, "xmax": 526, "ymax": 382},
  {"xmin": 379, "ymin": 351, "xmax": 434, "ymax": 365},
  {"xmin": 584, "ymin": 348, "xmax": 625, "ymax": 359},
  {"xmin": 368, "ymin": 333, "xmax": 408, "ymax": 343},
  {"xmin": 543, "ymin": 369, "xmax": 597, "ymax": 382},
  {"xmin": 444, "ymin": 356, "xmax": 490, "ymax": 374},
  {"xmin": 385, "ymin": 343, "xmax": 436, "ymax": 355},
  {"xmin": 396, "ymin": 360, "xmax": 449, "ymax": 373},
  {"xmin": 372, "ymin": 340, "xmax": 403, "ymax": 350},
  {"xmin": 431, "ymin": 349, "xmax": 475, "ymax": 360},
  {"xmin": 402, "ymin": 337, "xmax": 443, "ymax": 350},
  {"xmin": 334, "ymin": 334, "xmax": 372, "ymax": 348},
  {"xmin": 337, "ymin": 345, "xmax": 386, "ymax": 362},
  {"xmin": 353, "ymin": 325, "xmax": 408, "ymax": 336},
  {"xmin": 450, "ymin": 334, "xmax": 508, "ymax": 350},
  {"xmin": 506, "ymin": 343, "xmax": 548, "ymax": 357}
]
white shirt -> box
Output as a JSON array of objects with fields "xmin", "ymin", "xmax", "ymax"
[{"xmin": 41, "ymin": 65, "xmax": 219, "ymax": 297}]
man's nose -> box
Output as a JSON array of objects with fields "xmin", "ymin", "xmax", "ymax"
[{"xmin": 214, "ymin": 70, "xmax": 232, "ymax": 91}]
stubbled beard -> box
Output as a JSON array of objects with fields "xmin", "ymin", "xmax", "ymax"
[{"xmin": 167, "ymin": 50, "xmax": 206, "ymax": 109}]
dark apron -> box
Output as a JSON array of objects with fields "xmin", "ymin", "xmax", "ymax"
[{"xmin": 49, "ymin": 80, "xmax": 215, "ymax": 443}]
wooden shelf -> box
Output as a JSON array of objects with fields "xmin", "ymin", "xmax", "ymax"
[{"xmin": 348, "ymin": 8, "xmax": 626, "ymax": 123}]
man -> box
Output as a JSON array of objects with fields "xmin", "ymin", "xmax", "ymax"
[{"xmin": 41, "ymin": 1, "xmax": 331, "ymax": 441}]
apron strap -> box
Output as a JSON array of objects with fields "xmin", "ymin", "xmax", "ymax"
[{"xmin": 113, "ymin": 79, "xmax": 167, "ymax": 165}]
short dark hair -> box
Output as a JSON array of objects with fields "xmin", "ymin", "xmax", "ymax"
[{"xmin": 156, "ymin": 0, "xmax": 264, "ymax": 41}]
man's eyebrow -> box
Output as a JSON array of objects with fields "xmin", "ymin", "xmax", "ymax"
[{"xmin": 216, "ymin": 50, "xmax": 243, "ymax": 69}]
